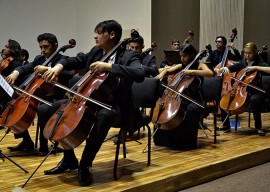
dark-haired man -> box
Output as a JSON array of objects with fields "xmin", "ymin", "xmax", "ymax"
[
  {"xmin": 5, "ymin": 33, "xmax": 74, "ymax": 155},
  {"xmin": 129, "ymin": 35, "xmax": 158, "ymax": 77},
  {"xmin": 42, "ymin": 20, "xmax": 145, "ymax": 186}
]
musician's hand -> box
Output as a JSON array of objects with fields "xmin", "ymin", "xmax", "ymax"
[
  {"xmin": 181, "ymin": 69, "xmax": 194, "ymax": 76},
  {"xmin": 246, "ymin": 66, "xmax": 258, "ymax": 72},
  {"xmin": 34, "ymin": 65, "xmax": 49, "ymax": 75},
  {"xmin": 90, "ymin": 61, "xmax": 112, "ymax": 75},
  {"xmin": 6, "ymin": 71, "xmax": 19, "ymax": 85},
  {"xmin": 219, "ymin": 67, "xmax": 230, "ymax": 74},
  {"xmin": 42, "ymin": 64, "xmax": 63, "ymax": 82},
  {"xmin": 155, "ymin": 70, "xmax": 167, "ymax": 81}
]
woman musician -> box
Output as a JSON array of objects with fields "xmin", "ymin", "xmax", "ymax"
[
  {"xmin": 154, "ymin": 44, "xmax": 214, "ymax": 149},
  {"xmin": 0, "ymin": 40, "xmax": 22, "ymax": 115},
  {"xmin": 219, "ymin": 42, "xmax": 270, "ymax": 136}
]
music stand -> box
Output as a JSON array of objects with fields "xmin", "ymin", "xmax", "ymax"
[
  {"xmin": 0, "ymin": 128, "xmax": 28, "ymax": 173},
  {"xmin": 163, "ymin": 49, "xmax": 181, "ymax": 65}
]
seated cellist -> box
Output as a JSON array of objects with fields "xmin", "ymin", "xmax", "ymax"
[
  {"xmin": 41, "ymin": 20, "xmax": 145, "ymax": 186},
  {"xmin": 154, "ymin": 44, "xmax": 214, "ymax": 149},
  {"xmin": 219, "ymin": 42, "xmax": 269, "ymax": 136}
]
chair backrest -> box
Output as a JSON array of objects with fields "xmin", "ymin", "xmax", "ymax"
[
  {"xmin": 202, "ymin": 76, "xmax": 223, "ymax": 102},
  {"xmin": 132, "ymin": 77, "xmax": 160, "ymax": 109},
  {"xmin": 262, "ymin": 75, "xmax": 270, "ymax": 98}
]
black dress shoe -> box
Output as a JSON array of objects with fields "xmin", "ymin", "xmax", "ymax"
[
  {"xmin": 44, "ymin": 158, "xmax": 78, "ymax": 175},
  {"xmin": 7, "ymin": 141, "xmax": 34, "ymax": 152},
  {"xmin": 78, "ymin": 166, "xmax": 92, "ymax": 186}
]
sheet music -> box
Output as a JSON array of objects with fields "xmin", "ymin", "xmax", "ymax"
[{"xmin": 0, "ymin": 74, "xmax": 14, "ymax": 97}]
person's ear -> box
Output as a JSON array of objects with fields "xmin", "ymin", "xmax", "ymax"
[{"xmin": 110, "ymin": 32, "xmax": 115, "ymax": 39}]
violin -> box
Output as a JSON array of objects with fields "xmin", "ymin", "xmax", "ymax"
[
  {"xmin": 0, "ymin": 56, "xmax": 14, "ymax": 72},
  {"xmin": 1, "ymin": 40, "xmax": 76, "ymax": 134},
  {"xmin": 43, "ymin": 30, "xmax": 140, "ymax": 150},
  {"xmin": 152, "ymin": 50, "xmax": 207, "ymax": 130}
]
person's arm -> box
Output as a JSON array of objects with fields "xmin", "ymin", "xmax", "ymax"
[
  {"xmin": 155, "ymin": 64, "xmax": 182, "ymax": 81},
  {"xmin": 181, "ymin": 63, "xmax": 214, "ymax": 78},
  {"xmin": 247, "ymin": 66, "xmax": 270, "ymax": 74}
]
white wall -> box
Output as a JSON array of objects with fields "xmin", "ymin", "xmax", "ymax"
[{"xmin": 0, "ymin": 0, "xmax": 151, "ymax": 61}]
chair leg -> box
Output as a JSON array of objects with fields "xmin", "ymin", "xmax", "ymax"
[
  {"xmin": 146, "ymin": 124, "xmax": 151, "ymax": 166},
  {"xmin": 214, "ymin": 113, "xmax": 217, "ymax": 144},
  {"xmin": 235, "ymin": 115, "xmax": 238, "ymax": 131},
  {"xmin": 35, "ymin": 121, "xmax": 40, "ymax": 149},
  {"xmin": 113, "ymin": 129, "xmax": 123, "ymax": 181}
]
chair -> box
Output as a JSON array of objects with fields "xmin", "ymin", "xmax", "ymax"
[
  {"xmin": 247, "ymin": 75, "xmax": 270, "ymax": 127},
  {"xmin": 113, "ymin": 77, "xmax": 160, "ymax": 180},
  {"xmin": 201, "ymin": 76, "xmax": 223, "ymax": 143}
]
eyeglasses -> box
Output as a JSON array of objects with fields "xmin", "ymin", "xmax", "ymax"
[{"xmin": 215, "ymin": 40, "xmax": 223, "ymax": 43}]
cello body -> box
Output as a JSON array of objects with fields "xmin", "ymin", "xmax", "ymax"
[
  {"xmin": 1, "ymin": 40, "xmax": 76, "ymax": 134},
  {"xmin": 43, "ymin": 72, "xmax": 120, "ymax": 150},
  {"xmin": 152, "ymin": 72, "xmax": 201, "ymax": 130},
  {"xmin": 220, "ymin": 69, "xmax": 260, "ymax": 115},
  {"xmin": 1, "ymin": 76, "xmax": 52, "ymax": 134}
]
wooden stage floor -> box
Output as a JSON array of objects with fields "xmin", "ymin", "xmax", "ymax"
[{"xmin": 0, "ymin": 112, "xmax": 270, "ymax": 192}]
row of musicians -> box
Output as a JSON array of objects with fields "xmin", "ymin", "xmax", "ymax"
[{"xmin": 1, "ymin": 20, "xmax": 270, "ymax": 186}]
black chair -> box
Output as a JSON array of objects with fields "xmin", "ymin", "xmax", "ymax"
[
  {"xmin": 247, "ymin": 75, "xmax": 270, "ymax": 127},
  {"xmin": 113, "ymin": 77, "xmax": 160, "ymax": 180},
  {"xmin": 201, "ymin": 76, "xmax": 223, "ymax": 143}
]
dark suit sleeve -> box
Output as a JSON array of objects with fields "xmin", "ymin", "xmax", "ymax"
[
  {"xmin": 111, "ymin": 51, "xmax": 145, "ymax": 83},
  {"xmin": 142, "ymin": 55, "xmax": 159, "ymax": 77},
  {"xmin": 60, "ymin": 47, "xmax": 100, "ymax": 71},
  {"xmin": 15, "ymin": 55, "xmax": 43, "ymax": 76},
  {"xmin": 228, "ymin": 49, "xmax": 242, "ymax": 61}
]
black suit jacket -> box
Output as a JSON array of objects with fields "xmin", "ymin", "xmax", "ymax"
[{"xmin": 59, "ymin": 46, "xmax": 145, "ymax": 133}]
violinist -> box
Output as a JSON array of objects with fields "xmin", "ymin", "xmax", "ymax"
[
  {"xmin": 5, "ymin": 33, "xmax": 74, "ymax": 155},
  {"xmin": 128, "ymin": 35, "xmax": 159, "ymax": 77},
  {"xmin": 160, "ymin": 39, "xmax": 180, "ymax": 68},
  {"xmin": 154, "ymin": 44, "xmax": 214, "ymax": 149},
  {"xmin": 42, "ymin": 20, "xmax": 145, "ymax": 186},
  {"xmin": 219, "ymin": 42, "xmax": 269, "ymax": 136},
  {"xmin": 0, "ymin": 40, "xmax": 22, "ymax": 115}
]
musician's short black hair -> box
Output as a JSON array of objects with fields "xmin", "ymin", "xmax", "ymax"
[
  {"xmin": 95, "ymin": 20, "xmax": 122, "ymax": 43},
  {"xmin": 37, "ymin": 33, "xmax": 58, "ymax": 45},
  {"xmin": 215, "ymin": 36, "xmax": 227, "ymax": 45}
]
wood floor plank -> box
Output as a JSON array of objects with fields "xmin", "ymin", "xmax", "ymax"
[{"xmin": 0, "ymin": 112, "xmax": 270, "ymax": 191}]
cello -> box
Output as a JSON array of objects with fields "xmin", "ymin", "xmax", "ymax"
[
  {"xmin": 43, "ymin": 30, "xmax": 139, "ymax": 150},
  {"xmin": 215, "ymin": 28, "xmax": 238, "ymax": 96},
  {"xmin": 1, "ymin": 40, "xmax": 76, "ymax": 134},
  {"xmin": 0, "ymin": 56, "xmax": 14, "ymax": 73},
  {"xmin": 219, "ymin": 66, "xmax": 265, "ymax": 115},
  {"xmin": 152, "ymin": 49, "xmax": 207, "ymax": 130}
]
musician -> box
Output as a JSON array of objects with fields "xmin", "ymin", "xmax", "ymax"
[
  {"xmin": 160, "ymin": 39, "xmax": 180, "ymax": 68},
  {"xmin": 42, "ymin": 20, "xmax": 145, "ymax": 186},
  {"xmin": 20, "ymin": 49, "xmax": 30, "ymax": 65},
  {"xmin": 128, "ymin": 35, "xmax": 159, "ymax": 77},
  {"xmin": 154, "ymin": 44, "xmax": 214, "ymax": 149},
  {"xmin": 0, "ymin": 39, "xmax": 22, "ymax": 115},
  {"xmin": 207, "ymin": 36, "xmax": 242, "ymax": 72},
  {"xmin": 5, "ymin": 33, "xmax": 74, "ymax": 155},
  {"xmin": 206, "ymin": 36, "xmax": 242, "ymax": 130},
  {"xmin": 219, "ymin": 42, "xmax": 269, "ymax": 136}
]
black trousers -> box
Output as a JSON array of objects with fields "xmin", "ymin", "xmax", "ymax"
[
  {"xmin": 250, "ymin": 93, "xmax": 265, "ymax": 129},
  {"xmin": 63, "ymin": 105, "xmax": 122, "ymax": 168},
  {"xmin": 153, "ymin": 103, "xmax": 202, "ymax": 150}
]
